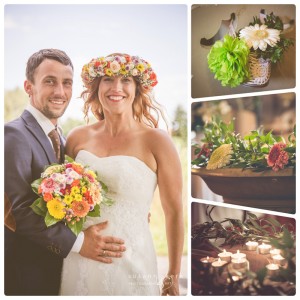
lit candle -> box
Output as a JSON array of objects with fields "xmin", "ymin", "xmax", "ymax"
[
  {"xmin": 200, "ymin": 256, "xmax": 214, "ymax": 268},
  {"xmin": 231, "ymin": 258, "xmax": 247, "ymax": 269},
  {"xmin": 266, "ymin": 263, "xmax": 280, "ymax": 276},
  {"xmin": 212, "ymin": 258, "xmax": 227, "ymax": 268},
  {"xmin": 218, "ymin": 249, "xmax": 232, "ymax": 262},
  {"xmin": 258, "ymin": 243, "xmax": 271, "ymax": 254},
  {"xmin": 273, "ymin": 254, "xmax": 286, "ymax": 266},
  {"xmin": 270, "ymin": 248, "xmax": 281, "ymax": 258},
  {"xmin": 231, "ymin": 275, "xmax": 240, "ymax": 282},
  {"xmin": 231, "ymin": 250, "xmax": 246, "ymax": 260},
  {"xmin": 245, "ymin": 241, "xmax": 258, "ymax": 251}
]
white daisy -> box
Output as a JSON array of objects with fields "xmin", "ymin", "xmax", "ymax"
[{"xmin": 239, "ymin": 24, "xmax": 280, "ymax": 51}]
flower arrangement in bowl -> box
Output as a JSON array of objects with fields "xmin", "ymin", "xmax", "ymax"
[
  {"xmin": 192, "ymin": 118, "xmax": 296, "ymax": 172},
  {"xmin": 207, "ymin": 11, "xmax": 294, "ymax": 87},
  {"xmin": 192, "ymin": 119, "xmax": 296, "ymax": 212}
]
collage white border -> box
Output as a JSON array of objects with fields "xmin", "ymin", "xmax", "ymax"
[{"xmin": 1, "ymin": 0, "xmax": 298, "ymax": 298}]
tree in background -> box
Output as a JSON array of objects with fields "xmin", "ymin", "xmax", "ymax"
[
  {"xmin": 4, "ymin": 88, "xmax": 28, "ymax": 123},
  {"xmin": 172, "ymin": 104, "xmax": 187, "ymax": 141}
]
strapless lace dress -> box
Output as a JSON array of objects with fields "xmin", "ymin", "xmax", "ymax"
[{"xmin": 60, "ymin": 150, "xmax": 160, "ymax": 295}]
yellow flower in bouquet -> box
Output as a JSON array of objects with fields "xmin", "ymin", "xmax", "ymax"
[{"xmin": 30, "ymin": 155, "xmax": 113, "ymax": 235}]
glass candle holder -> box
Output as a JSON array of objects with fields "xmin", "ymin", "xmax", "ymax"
[
  {"xmin": 245, "ymin": 241, "xmax": 258, "ymax": 251},
  {"xmin": 231, "ymin": 250, "xmax": 246, "ymax": 260},
  {"xmin": 258, "ymin": 243, "xmax": 271, "ymax": 254},
  {"xmin": 266, "ymin": 263, "xmax": 280, "ymax": 277},
  {"xmin": 231, "ymin": 258, "xmax": 247, "ymax": 269},
  {"xmin": 200, "ymin": 256, "xmax": 215, "ymax": 269},
  {"xmin": 270, "ymin": 248, "xmax": 281, "ymax": 258},
  {"xmin": 218, "ymin": 249, "xmax": 232, "ymax": 262},
  {"xmin": 212, "ymin": 258, "xmax": 227, "ymax": 269},
  {"xmin": 273, "ymin": 254, "xmax": 286, "ymax": 266}
]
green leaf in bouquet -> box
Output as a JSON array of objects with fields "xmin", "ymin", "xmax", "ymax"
[
  {"xmin": 31, "ymin": 178, "xmax": 42, "ymax": 195},
  {"xmin": 100, "ymin": 181, "xmax": 109, "ymax": 194},
  {"xmin": 68, "ymin": 218, "xmax": 84, "ymax": 236},
  {"xmin": 87, "ymin": 204, "xmax": 100, "ymax": 217},
  {"xmin": 64, "ymin": 155, "xmax": 74, "ymax": 163},
  {"xmin": 45, "ymin": 211, "xmax": 60, "ymax": 227},
  {"xmin": 30, "ymin": 197, "xmax": 47, "ymax": 216},
  {"xmin": 102, "ymin": 195, "xmax": 114, "ymax": 206}
]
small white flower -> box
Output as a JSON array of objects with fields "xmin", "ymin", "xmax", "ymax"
[
  {"xmin": 106, "ymin": 56, "xmax": 114, "ymax": 62},
  {"xmin": 128, "ymin": 62, "xmax": 135, "ymax": 70},
  {"xmin": 42, "ymin": 165, "xmax": 63, "ymax": 177},
  {"xmin": 143, "ymin": 73, "xmax": 150, "ymax": 81},
  {"xmin": 51, "ymin": 173, "xmax": 66, "ymax": 184},
  {"xmin": 88, "ymin": 66, "xmax": 97, "ymax": 77},
  {"xmin": 239, "ymin": 24, "xmax": 280, "ymax": 51},
  {"xmin": 131, "ymin": 68, "xmax": 138, "ymax": 76},
  {"xmin": 110, "ymin": 61, "xmax": 121, "ymax": 73},
  {"xmin": 118, "ymin": 56, "xmax": 126, "ymax": 63},
  {"xmin": 65, "ymin": 168, "xmax": 82, "ymax": 180}
]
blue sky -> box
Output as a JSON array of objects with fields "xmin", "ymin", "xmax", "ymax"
[{"xmin": 4, "ymin": 4, "xmax": 187, "ymax": 122}]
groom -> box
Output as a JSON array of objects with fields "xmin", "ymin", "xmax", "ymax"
[{"xmin": 4, "ymin": 49, "xmax": 126, "ymax": 295}]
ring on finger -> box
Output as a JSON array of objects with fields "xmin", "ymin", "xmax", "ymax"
[{"xmin": 102, "ymin": 250, "xmax": 107, "ymax": 257}]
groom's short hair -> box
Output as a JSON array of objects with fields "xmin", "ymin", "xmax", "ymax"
[{"xmin": 26, "ymin": 48, "xmax": 74, "ymax": 83}]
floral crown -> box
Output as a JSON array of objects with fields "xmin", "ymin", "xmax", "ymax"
[{"xmin": 81, "ymin": 54, "xmax": 158, "ymax": 89}]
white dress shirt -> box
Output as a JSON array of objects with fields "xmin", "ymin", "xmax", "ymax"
[{"xmin": 25, "ymin": 104, "xmax": 84, "ymax": 253}]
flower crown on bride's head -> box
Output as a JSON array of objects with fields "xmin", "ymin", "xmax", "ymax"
[{"xmin": 81, "ymin": 53, "xmax": 158, "ymax": 89}]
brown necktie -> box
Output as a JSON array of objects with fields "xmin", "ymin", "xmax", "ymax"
[{"xmin": 48, "ymin": 128, "xmax": 61, "ymax": 161}]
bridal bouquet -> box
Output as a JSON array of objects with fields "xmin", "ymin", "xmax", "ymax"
[
  {"xmin": 30, "ymin": 156, "xmax": 112, "ymax": 235},
  {"xmin": 192, "ymin": 119, "xmax": 296, "ymax": 172},
  {"xmin": 207, "ymin": 11, "xmax": 294, "ymax": 87}
]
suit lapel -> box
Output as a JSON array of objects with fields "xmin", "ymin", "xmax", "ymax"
[{"xmin": 21, "ymin": 110, "xmax": 57, "ymax": 164}]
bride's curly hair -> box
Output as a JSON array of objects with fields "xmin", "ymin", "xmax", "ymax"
[{"xmin": 81, "ymin": 53, "xmax": 168, "ymax": 128}]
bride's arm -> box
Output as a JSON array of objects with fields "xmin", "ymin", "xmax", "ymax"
[{"xmin": 151, "ymin": 130, "xmax": 184, "ymax": 296}]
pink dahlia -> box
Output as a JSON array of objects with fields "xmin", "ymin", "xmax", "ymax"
[
  {"xmin": 267, "ymin": 143, "xmax": 289, "ymax": 171},
  {"xmin": 40, "ymin": 178, "xmax": 57, "ymax": 193}
]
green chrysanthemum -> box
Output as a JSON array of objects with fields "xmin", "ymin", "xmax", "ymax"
[
  {"xmin": 207, "ymin": 35, "xmax": 250, "ymax": 87},
  {"xmin": 206, "ymin": 144, "xmax": 233, "ymax": 170}
]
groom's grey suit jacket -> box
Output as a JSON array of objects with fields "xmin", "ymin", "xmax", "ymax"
[{"xmin": 4, "ymin": 110, "xmax": 77, "ymax": 295}]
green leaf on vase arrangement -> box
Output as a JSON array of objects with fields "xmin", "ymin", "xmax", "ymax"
[{"xmin": 192, "ymin": 118, "xmax": 296, "ymax": 172}]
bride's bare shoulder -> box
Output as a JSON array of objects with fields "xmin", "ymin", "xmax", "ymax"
[{"xmin": 65, "ymin": 123, "xmax": 100, "ymax": 158}]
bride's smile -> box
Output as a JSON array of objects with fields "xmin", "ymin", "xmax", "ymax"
[{"xmin": 99, "ymin": 76, "xmax": 136, "ymax": 110}]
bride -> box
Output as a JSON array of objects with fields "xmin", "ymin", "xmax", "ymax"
[{"xmin": 60, "ymin": 53, "xmax": 184, "ymax": 295}]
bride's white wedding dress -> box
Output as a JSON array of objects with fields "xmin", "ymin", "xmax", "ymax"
[{"xmin": 60, "ymin": 150, "xmax": 160, "ymax": 295}]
